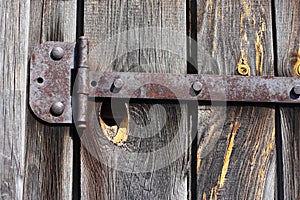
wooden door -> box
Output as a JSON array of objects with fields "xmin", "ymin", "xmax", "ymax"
[{"xmin": 1, "ymin": 0, "xmax": 299, "ymax": 199}]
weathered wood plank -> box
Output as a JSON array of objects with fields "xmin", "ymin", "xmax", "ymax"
[
  {"xmin": 0, "ymin": 0, "xmax": 30, "ymax": 199},
  {"xmin": 275, "ymin": 0, "xmax": 300, "ymax": 199},
  {"xmin": 196, "ymin": 1, "xmax": 276, "ymax": 199},
  {"xmin": 23, "ymin": 0, "xmax": 77, "ymax": 199},
  {"xmin": 82, "ymin": 0, "xmax": 190, "ymax": 199}
]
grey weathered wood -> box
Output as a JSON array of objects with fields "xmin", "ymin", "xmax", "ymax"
[
  {"xmin": 196, "ymin": 1, "xmax": 276, "ymax": 199},
  {"xmin": 0, "ymin": 1, "xmax": 30, "ymax": 199},
  {"xmin": 82, "ymin": 0, "xmax": 190, "ymax": 199},
  {"xmin": 275, "ymin": 0, "xmax": 300, "ymax": 199},
  {"xmin": 23, "ymin": 0, "xmax": 77, "ymax": 199}
]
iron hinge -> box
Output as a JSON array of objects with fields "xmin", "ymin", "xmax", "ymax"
[{"xmin": 29, "ymin": 37, "xmax": 300, "ymax": 126}]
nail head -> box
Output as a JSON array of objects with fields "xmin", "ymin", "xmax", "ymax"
[
  {"xmin": 51, "ymin": 47, "xmax": 65, "ymax": 60},
  {"xmin": 51, "ymin": 102, "xmax": 65, "ymax": 116},
  {"xmin": 114, "ymin": 78, "xmax": 124, "ymax": 89},
  {"xmin": 293, "ymin": 85, "xmax": 300, "ymax": 96},
  {"xmin": 192, "ymin": 81, "xmax": 203, "ymax": 92}
]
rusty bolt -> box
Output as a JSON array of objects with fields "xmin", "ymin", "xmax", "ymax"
[
  {"xmin": 51, "ymin": 102, "xmax": 65, "ymax": 116},
  {"xmin": 113, "ymin": 78, "xmax": 124, "ymax": 89},
  {"xmin": 292, "ymin": 85, "xmax": 300, "ymax": 96},
  {"xmin": 192, "ymin": 81, "xmax": 203, "ymax": 92},
  {"xmin": 51, "ymin": 47, "xmax": 65, "ymax": 60}
]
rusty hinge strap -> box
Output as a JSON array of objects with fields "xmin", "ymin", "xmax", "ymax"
[
  {"xmin": 29, "ymin": 40, "xmax": 300, "ymax": 125},
  {"xmin": 89, "ymin": 72, "xmax": 300, "ymax": 104}
]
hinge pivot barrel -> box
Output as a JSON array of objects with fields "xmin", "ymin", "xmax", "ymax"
[{"xmin": 74, "ymin": 36, "xmax": 89, "ymax": 129}]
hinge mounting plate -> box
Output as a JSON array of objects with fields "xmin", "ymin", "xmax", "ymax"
[{"xmin": 30, "ymin": 41, "xmax": 75, "ymax": 124}]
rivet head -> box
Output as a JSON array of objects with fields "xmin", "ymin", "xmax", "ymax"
[
  {"xmin": 113, "ymin": 78, "xmax": 124, "ymax": 89},
  {"xmin": 51, "ymin": 102, "xmax": 65, "ymax": 116},
  {"xmin": 51, "ymin": 47, "xmax": 65, "ymax": 60},
  {"xmin": 192, "ymin": 81, "xmax": 203, "ymax": 92},
  {"xmin": 292, "ymin": 85, "xmax": 300, "ymax": 96}
]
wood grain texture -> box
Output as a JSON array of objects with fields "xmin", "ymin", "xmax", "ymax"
[
  {"xmin": 82, "ymin": 0, "xmax": 191, "ymax": 199},
  {"xmin": 23, "ymin": 0, "xmax": 77, "ymax": 199},
  {"xmin": 275, "ymin": 0, "xmax": 300, "ymax": 199},
  {"xmin": 0, "ymin": 0, "xmax": 30, "ymax": 199},
  {"xmin": 196, "ymin": 0, "xmax": 276, "ymax": 199}
]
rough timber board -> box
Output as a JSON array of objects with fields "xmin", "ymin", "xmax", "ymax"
[
  {"xmin": 0, "ymin": 0, "xmax": 29, "ymax": 199},
  {"xmin": 82, "ymin": 0, "xmax": 191, "ymax": 199},
  {"xmin": 196, "ymin": 0, "xmax": 276, "ymax": 199},
  {"xmin": 23, "ymin": 0, "xmax": 76, "ymax": 199},
  {"xmin": 275, "ymin": 0, "xmax": 300, "ymax": 199}
]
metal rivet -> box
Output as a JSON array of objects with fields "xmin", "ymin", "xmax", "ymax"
[
  {"xmin": 51, "ymin": 47, "xmax": 65, "ymax": 60},
  {"xmin": 192, "ymin": 81, "xmax": 203, "ymax": 92},
  {"xmin": 51, "ymin": 102, "xmax": 65, "ymax": 116},
  {"xmin": 113, "ymin": 78, "xmax": 124, "ymax": 89},
  {"xmin": 292, "ymin": 85, "xmax": 300, "ymax": 96}
]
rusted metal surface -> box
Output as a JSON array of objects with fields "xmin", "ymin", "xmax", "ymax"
[
  {"xmin": 90, "ymin": 72, "xmax": 300, "ymax": 104},
  {"xmin": 73, "ymin": 37, "xmax": 89, "ymax": 129},
  {"xmin": 30, "ymin": 41, "xmax": 300, "ymax": 124},
  {"xmin": 29, "ymin": 41, "xmax": 75, "ymax": 123}
]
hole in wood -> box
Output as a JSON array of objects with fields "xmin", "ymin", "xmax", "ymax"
[{"xmin": 99, "ymin": 99, "xmax": 129, "ymax": 146}]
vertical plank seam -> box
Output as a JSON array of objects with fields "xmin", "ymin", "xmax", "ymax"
[
  {"xmin": 271, "ymin": 0, "xmax": 284, "ymax": 199},
  {"xmin": 21, "ymin": 1, "xmax": 31, "ymax": 199},
  {"xmin": 187, "ymin": 0, "xmax": 198, "ymax": 199}
]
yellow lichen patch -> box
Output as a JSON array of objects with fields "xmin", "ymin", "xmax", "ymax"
[
  {"xmin": 255, "ymin": 32, "xmax": 264, "ymax": 76},
  {"xmin": 212, "ymin": 19, "xmax": 219, "ymax": 57},
  {"xmin": 257, "ymin": 128, "xmax": 275, "ymax": 196},
  {"xmin": 267, "ymin": 128, "xmax": 275, "ymax": 155},
  {"xmin": 293, "ymin": 59, "xmax": 300, "ymax": 76},
  {"xmin": 254, "ymin": 19, "xmax": 265, "ymax": 76},
  {"xmin": 291, "ymin": 48, "xmax": 300, "ymax": 76},
  {"xmin": 212, "ymin": 41, "xmax": 217, "ymax": 57},
  {"xmin": 241, "ymin": 0, "xmax": 251, "ymax": 19},
  {"xmin": 240, "ymin": 13, "xmax": 244, "ymax": 35},
  {"xmin": 294, "ymin": 55, "xmax": 300, "ymax": 76},
  {"xmin": 227, "ymin": 123, "xmax": 234, "ymax": 141},
  {"xmin": 261, "ymin": 20, "xmax": 266, "ymax": 32},
  {"xmin": 237, "ymin": 51, "xmax": 250, "ymax": 76},
  {"xmin": 197, "ymin": 148, "xmax": 202, "ymax": 174},
  {"xmin": 203, "ymin": 192, "xmax": 207, "ymax": 200},
  {"xmin": 209, "ymin": 186, "xmax": 218, "ymax": 200},
  {"xmin": 249, "ymin": 116, "xmax": 275, "ymax": 198},
  {"xmin": 242, "ymin": 32, "xmax": 248, "ymax": 43},
  {"xmin": 219, "ymin": 121, "xmax": 240, "ymax": 188}
]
